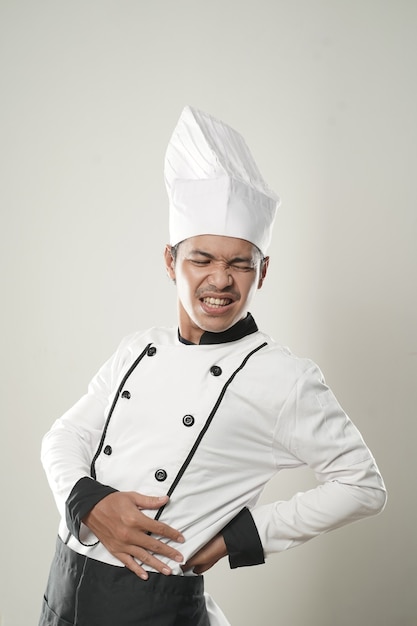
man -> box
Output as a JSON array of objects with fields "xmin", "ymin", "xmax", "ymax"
[{"xmin": 39, "ymin": 106, "xmax": 386, "ymax": 626}]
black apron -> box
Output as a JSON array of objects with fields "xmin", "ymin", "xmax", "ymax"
[{"xmin": 39, "ymin": 537, "xmax": 210, "ymax": 626}]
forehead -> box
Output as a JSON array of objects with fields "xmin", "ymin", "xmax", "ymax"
[{"xmin": 180, "ymin": 235, "xmax": 258, "ymax": 259}]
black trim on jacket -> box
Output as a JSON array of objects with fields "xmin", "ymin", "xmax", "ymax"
[
  {"xmin": 66, "ymin": 477, "xmax": 118, "ymax": 542},
  {"xmin": 221, "ymin": 507, "xmax": 265, "ymax": 568},
  {"xmin": 178, "ymin": 313, "xmax": 258, "ymax": 345}
]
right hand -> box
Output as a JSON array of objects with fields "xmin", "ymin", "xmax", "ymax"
[{"xmin": 83, "ymin": 491, "xmax": 185, "ymax": 579}]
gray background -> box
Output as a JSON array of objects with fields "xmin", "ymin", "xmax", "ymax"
[{"xmin": 1, "ymin": 1, "xmax": 416, "ymax": 624}]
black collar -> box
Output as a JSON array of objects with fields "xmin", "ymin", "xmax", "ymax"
[{"xmin": 178, "ymin": 313, "xmax": 258, "ymax": 345}]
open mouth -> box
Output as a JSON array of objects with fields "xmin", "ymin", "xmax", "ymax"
[{"xmin": 201, "ymin": 297, "xmax": 233, "ymax": 308}]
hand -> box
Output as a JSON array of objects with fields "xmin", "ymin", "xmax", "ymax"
[
  {"xmin": 182, "ymin": 534, "xmax": 228, "ymax": 575},
  {"xmin": 83, "ymin": 491, "xmax": 185, "ymax": 579}
]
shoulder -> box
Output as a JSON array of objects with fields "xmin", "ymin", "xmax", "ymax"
[
  {"xmin": 97, "ymin": 327, "xmax": 177, "ymax": 379},
  {"xmin": 256, "ymin": 330, "xmax": 319, "ymax": 378},
  {"xmin": 115, "ymin": 325, "xmax": 178, "ymax": 356}
]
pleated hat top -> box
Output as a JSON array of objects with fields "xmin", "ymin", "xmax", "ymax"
[{"xmin": 164, "ymin": 105, "xmax": 280, "ymax": 255}]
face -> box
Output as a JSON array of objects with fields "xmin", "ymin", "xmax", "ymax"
[{"xmin": 164, "ymin": 235, "xmax": 269, "ymax": 344}]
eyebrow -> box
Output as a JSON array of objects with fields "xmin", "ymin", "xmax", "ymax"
[{"xmin": 188, "ymin": 249, "xmax": 255, "ymax": 264}]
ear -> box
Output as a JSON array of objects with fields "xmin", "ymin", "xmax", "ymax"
[
  {"xmin": 257, "ymin": 256, "xmax": 270, "ymax": 289},
  {"xmin": 164, "ymin": 244, "xmax": 176, "ymax": 280}
]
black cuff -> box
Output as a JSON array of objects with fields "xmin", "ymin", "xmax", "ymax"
[
  {"xmin": 221, "ymin": 507, "xmax": 265, "ymax": 569},
  {"xmin": 65, "ymin": 476, "xmax": 118, "ymax": 540}
]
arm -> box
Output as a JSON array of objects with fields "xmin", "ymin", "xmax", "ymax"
[
  {"xmin": 41, "ymin": 340, "xmax": 185, "ymax": 577},
  {"xmin": 182, "ymin": 507, "xmax": 264, "ymax": 574},
  {"xmin": 252, "ymin": 363, "xmax": 387, "ymax": 557},
  {"xmin": 40, "ymin": 341, "xmax": 130, "ymax": 519}
]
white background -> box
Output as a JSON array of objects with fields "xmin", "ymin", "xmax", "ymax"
[{"xmin": 1, "ymin": 1, "xmax": 416, "ymax": 624}]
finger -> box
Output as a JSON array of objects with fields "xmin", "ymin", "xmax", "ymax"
[
  {"xmin": 181, "ymin": 564, "xmax": 203, "ymax": 575},
  {"xmin": 181, "ymin": 563, "xmax": 192, "ymax": 573},
  {"xmin": 120, "ymin": 550, "xmax": 173, "ymax": 579},
  {"xmin": 128, "ymin": 533, "xmax": 184, "ymax": 564},
  {"xmin": 123, "ymin": 554, "xmax": 150, "ymax": 580},
  {"xmin": 145, "ymin": 536, "xmax": 184, "ymax": 562},
  {"xmin": 126, "ymin": 547, "xmax": 181, "ymax": 577},
  {"xmin": 138, "ymin": 548, "xmax": 176, "ymax": 575},
  {"xmin": 193, "ymin": 563, "xmax": 211, "ymax": 575},
  {"xmin": 128, "ymin": 494, "xmax": 185, "ymax": 543},
  {"xmin": 131, "ymin": 493, "xmax": 169, "ymax": 510},
  {"xmin": 142, "ymin": 516, "xmax": 185, "ymax": 543}
]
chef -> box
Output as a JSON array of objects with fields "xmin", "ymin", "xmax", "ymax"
[{"xmin": 39, "ymin": 106, "xmax": 387, "ymax": 626}]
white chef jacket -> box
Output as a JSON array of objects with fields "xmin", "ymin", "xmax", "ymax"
[{"xmin": 41, "ymin": 319, "xmax": 386, "ymax": 622}]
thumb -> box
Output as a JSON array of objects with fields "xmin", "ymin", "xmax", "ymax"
[{"xmin": 131, "ymin": 492, "xmax": 169, "ymax": 510}]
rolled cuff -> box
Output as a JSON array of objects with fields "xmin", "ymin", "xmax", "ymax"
[
  {"xmin": 221, "ymin": 507, "xmax": 265, "ymax": 568},
  {"xmin": 65, "ymin": 476, "xmax": 118, "ymax": 541}
]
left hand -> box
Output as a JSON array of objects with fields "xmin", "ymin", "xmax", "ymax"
[{"xmin": 182, "ymin": 534, "xmax": 228, "ymax": 574}]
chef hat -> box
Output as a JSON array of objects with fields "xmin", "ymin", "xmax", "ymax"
[{"xmin": 164, "ymin": 105, "xmax": 280, "ymax": 255}]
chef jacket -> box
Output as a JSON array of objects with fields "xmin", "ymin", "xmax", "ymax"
[{"xmin": 41, "ymin": 314, "xmax": 386, "ymax": 576}]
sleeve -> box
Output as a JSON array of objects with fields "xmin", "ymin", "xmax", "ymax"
[
  {"xmin": 65, "ymin": 477, "xmax": 118, "ymax": 541},
  {"xmin": 251, "ymin": 362, "xmax": 387, "ymax": 557},
  {"xmin": 221, "ymin": 507, "xmax": 265, "ymax": 568},
  {"xmin": 40, "ymin": 336, "xmax": 134, "ymax": 521}
]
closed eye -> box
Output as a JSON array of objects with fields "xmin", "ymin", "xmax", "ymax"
[
  {"xmin": 187, "ymin": 250, "xmax": 257, "ymax": 272},
  {"xmin": 190, "ymin": 259, "xmax": 211, "ymax": 266},
  {"xmin": 230, "ymin": 263, "xmax": 255, "ymax": 272}
]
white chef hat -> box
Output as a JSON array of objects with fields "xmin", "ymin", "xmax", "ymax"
[{"xmin": 164, "ymin": 105, "xmax": 280, "ymax": 255}]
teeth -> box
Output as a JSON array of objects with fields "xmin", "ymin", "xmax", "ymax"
[{"xmin": 203, "ymin": 297, "xmax": 230, "ymax": 307}]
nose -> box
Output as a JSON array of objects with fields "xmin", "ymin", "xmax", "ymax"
[{"xmin": 207, "ymin": 264, "xmax": 232, "ymax": 290}]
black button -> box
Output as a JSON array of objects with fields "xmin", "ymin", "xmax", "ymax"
[
  {"xmin": 121, "ymin": 390, "xmax": 131, "ymax": 399},
  {"xmin": 182, "ymin": 414, "xmax": 195, "ymax": 427},
  {"xmin": 210, "ymin": 365, "xmax": 222, "ymax": 376},
  {"xmin": 147, "ymin": 346, "xmax": 157, "ymax": 357},
  {"xmin": 155, "ymin": 469, "xmax": 167, "ymax": 481},
  {"xmin": 103, "ymin": 445, "xmax": 112, "ymax": 455}
]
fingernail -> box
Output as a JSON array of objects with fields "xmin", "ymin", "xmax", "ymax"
[
  {"xmin": 162, "ymin": 567, "xmax": 171, "ymax": 575},
  {"xmin": 175, "ymin": 555, "xmax": 184, "ymax": 563},
  {"xmin": 140, "ymin": 573, "xmax": 148, "ymax": 581},
  {"xmin": 177, "ymin": 534, "xmax": 185, "ymax": 543}
]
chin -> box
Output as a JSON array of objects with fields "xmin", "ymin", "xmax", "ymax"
[{"xmin": 199, "ymin": 318, "xmax": 235, "ymax": 334}]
